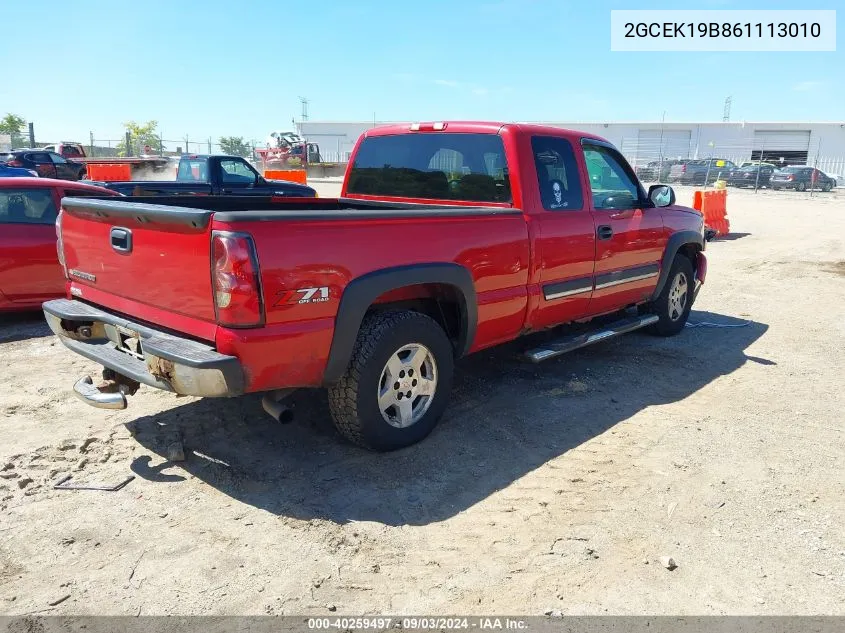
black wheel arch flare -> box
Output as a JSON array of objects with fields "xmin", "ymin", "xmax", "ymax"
[
  {"xmin": 650, "ymin": 230, "xmax": 705, "ymax": 300},
  {"xmin": 322, "ymin": 263, "xmax": 477, "ymax": 384}
]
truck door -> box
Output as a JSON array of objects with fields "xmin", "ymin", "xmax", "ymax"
[
  {"xmin": 581, "ymin": 140, "xmax": 665, "ymax": 315},
  {"xmin": 527, "ymin": 135, "xmax": 597, "ymax": 330},
  {"xmin": 219, "ymin": 158, "xmax": 261, "ymax": 195}
]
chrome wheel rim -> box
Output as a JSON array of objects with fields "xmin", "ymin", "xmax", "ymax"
[
  {"xmin": 378, "ymin": 343, "xmax": 438, "ymax": 428},
  {"xmin": 668, "ymin": 272, "xmax": 688, "ymax": 321}
]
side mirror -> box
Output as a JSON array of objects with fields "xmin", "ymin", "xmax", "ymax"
[{"xmin": 648, "ymin": 184, "xmax": 675, "ymax": 208}]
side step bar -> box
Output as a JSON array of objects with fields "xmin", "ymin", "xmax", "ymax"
[{"xmin": 525, "ymin": 314, "xmax": 659, "ymax": 363}]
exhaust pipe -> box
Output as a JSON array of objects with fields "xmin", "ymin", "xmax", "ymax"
[{"xmin": 262, "ymin": 389, "xmax": 296, "ymax": 424}]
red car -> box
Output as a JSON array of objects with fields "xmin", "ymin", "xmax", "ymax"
[
  {"xmin": 0, "ymin": 177, "xmax": 119, "ymax": 311},
  {"xmin": 44, "ymin": 122, "xmax": 707, "ymax": 450}
]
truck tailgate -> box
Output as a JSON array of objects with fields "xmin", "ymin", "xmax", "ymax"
[{"xmin": 60, "ymin": 198, "xmax": 216, "ymax": 325}]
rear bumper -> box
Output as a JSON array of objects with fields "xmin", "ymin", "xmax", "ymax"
[{"xmin": 43, "ymin": 299, "xmax": 244, "ymax": 398}]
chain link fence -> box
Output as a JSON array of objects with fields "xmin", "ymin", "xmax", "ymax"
[{"xmin": 11, "ymin": 122, "xmax": 845, "ymax": 188}]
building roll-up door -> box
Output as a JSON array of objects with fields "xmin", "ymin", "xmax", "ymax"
[
  {"xmin": 634, "ymin": 129, "xmax": 692, "ymax": 163},
  {"xmin": 752, "ymin": 130, "xmax": 811, "ymax": 165}
]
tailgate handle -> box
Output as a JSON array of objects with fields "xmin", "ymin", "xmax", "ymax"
[{"xmin": 110, "ymin": 227, "xmax": 132, "ymax": 253}]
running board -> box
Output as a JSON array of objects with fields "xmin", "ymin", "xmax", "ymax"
[{"xmin": 525, "ymin": 314, "xmax": 659, "ymax": 363}]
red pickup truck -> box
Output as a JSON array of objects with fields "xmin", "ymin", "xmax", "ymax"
[{"xmin": 43, "ymin": 122, "xmax": 706, "ymax": 451}]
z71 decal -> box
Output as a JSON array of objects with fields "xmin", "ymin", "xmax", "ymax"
[{"xmin": 274, "ymin": 286, "xmax": 331, "ymax": 306}]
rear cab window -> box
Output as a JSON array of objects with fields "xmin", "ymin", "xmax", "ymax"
[
  {"xmin": 177, "ymin": 158, "xmax": 209, "ymax": 181},
  {"xmin": 346, "ymin": 133, "xmax": 511, "ymax": 203},
  {"xmin": 0, "ymin": 189, "xmax": 59, "ymax": 224},
  {"xmin": 531, "ymin": 136, "xmax": 583, "ymax": 211}
]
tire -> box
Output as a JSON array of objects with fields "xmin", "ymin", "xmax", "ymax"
[
  {"xmin": 327, "ymin": 310, "xmax": 455, "ymax": 451},
  {"xmin": 822, "ymin": 181, "xmax": 832, "ymax": 192},
  {"xmin": 644, "ymin": 254, "xmax": 694, "ymax": 337},
  {"xmin": 773, "ymin": 186, "xmax": 781, "ymax": 191},
  {"xmin": 796, "ymin": 181, "xmax": 806, "ymax": 192}
]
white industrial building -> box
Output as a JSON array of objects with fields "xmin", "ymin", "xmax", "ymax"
[{"xmin": 298, "ymin": 120, "xmax": 845, "ymax": 175}]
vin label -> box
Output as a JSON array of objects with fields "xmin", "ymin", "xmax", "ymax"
[{"xmin": 611, "ymin": 10, "xmax": 836, "ymax": 51}]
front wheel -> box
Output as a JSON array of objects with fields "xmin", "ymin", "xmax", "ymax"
[
  {"xmin": 822, "ymin": 181, "xmax": 832, "ymax": 192},
  {"xmin": 327, "ymin": 310, "xmax": 455, "ymax": 451},
  {"xmin": 796, "ymin": 181, "xmax": 807, "ymax": 192},
  {"xmin": 643, "ymin": 254, "xmax": 694, "ymax": 337}
]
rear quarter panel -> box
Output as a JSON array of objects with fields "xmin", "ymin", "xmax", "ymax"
[{"xmin": 212, "ymin": 213, "xmax": 531, "ymax": 390}]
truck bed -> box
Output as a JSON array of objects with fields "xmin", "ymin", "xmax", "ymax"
[{"xmin": 62, "ymin": 195, "xmax": 520, "ymax": 225}]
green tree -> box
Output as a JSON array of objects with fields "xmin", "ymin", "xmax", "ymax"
[
  {"xmin": 0, "ymin": 113, "xmax": 27, "ymax": 148},
  {"xmin": 219, "ymin": 136, "xmax": 250, "ymax": 157},
  {"xmin": 116, "ymin": 120, "xmax": 160, "ymax": 156}
]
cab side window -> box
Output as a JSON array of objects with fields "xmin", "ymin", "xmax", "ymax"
[
  {"xmin": 582, "ymin": 143, "xmax": 643, "ymax": 210},
  {"xmin": 220, "ymin": 159, "xmax": 257, "ymax": 185},
  {"xmin": 531, "ymin": 136, "xmax": 583, "ymax": 211},
  {"xmin": 0, "ymin": 189, "xmax": 58, "ymax": 225}
]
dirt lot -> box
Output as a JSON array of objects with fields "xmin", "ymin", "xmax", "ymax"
[{"xmin": 1, "ymin": 184, "xmax": 843, "ymax": 616}]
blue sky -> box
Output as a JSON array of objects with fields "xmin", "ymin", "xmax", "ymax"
[{"xmin": 1, "ymin": 0, "xmax": 841, "ymax": 145}]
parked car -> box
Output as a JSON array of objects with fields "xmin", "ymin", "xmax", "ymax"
[
  {"xmin": 727, "ymin": 164, "xmax": 775, "ymax": 188},
  {"xmin": 0, "ymin": 161, "xmax": 38, "ymax": 178},
  {"xmin": 0, "ymin": 178, "xmax": 120, "ymax": 311},
  {"xmin": 95, "ymin": 154, "xmax": 317, "ymax": 197},
  {"xmin": 2, "ymin": 149, "xmax": 86, "ymax": 181},
  {"xmin": 637, "ymin": 159, "xmax": 689, "ymax": 183},
  {"xmin": 770, "ymin": 166, "xmax": 835, "ymax": 192},
  {"xmin": 44, "ymin": 121, "xmax": 707, "ymax": 451},
  {"xmin": 669, "ymin": 159, "xmax": 736, "ymax": 185},
  {"xmin": 736, "ymin": 161, "xmax": 777, "ymax": 170},
  {"xmin": 822, "ymin": 172, "xmax": 842, "ymax": 187}
]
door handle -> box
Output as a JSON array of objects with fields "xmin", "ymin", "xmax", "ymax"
[{"xmin": 597, "ymin": 225, "xmax": 613, "ymax": 240}]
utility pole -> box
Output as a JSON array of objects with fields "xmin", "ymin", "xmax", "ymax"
[
  {"xmin": 125, "ymin": 131, "xmax": 132, "ymax": 157},
  {"xmin": 657, "ymin": 111, "xmax": 666, "ymax": 183},
  {"xmin": 754, "ymin": 135, "xmax": 765, "ymax": 193},
  {"xmin": 89, "ymin": 131, "xmax": 94, "ymax": 156},
  {"xmin": 28, "ymin": 122, "xmax": 35, "ymax": 148},
  {"xmin": 723, "ymin": 96, "xmax": 732, "ymax": 122},
  {"xmin": 810, "ymin": 138, "xmax": 822, "ymax": 199}
]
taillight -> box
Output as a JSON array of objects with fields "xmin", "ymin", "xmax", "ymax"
[
  {"xmin": 681, "ymin": 165, "xmax": 687, "ymax": 173},
  {"xmin": 787, "ymin": 175, "xmax": 794, "ymax": 181},
  {"xmin": 7, "ymin": 159, "xmax": 23, "ymax": 167},
  {"xmin": 211, "ymin": 231, "xmax": 264, "ymax": 327},
  {"xmin": 56, "ymin": 212, "xmax": 67, "ymax": 275}
]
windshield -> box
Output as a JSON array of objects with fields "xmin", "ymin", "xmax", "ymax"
[{"xmin": 347, "ymin": 133, "xmax": 511, "ymax": 203}]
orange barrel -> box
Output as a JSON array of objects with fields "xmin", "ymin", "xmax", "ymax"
[
  {"xmin": 696, "ymin": 189, "xmax": 730, "ymax": 237},
  {"xmin": 85, "ymin": 163, "xmax": 132, "ymax": 181}
]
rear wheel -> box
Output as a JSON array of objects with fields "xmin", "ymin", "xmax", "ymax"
[
  {"xmin": 327, "ymin": 310, "xmax": 454, "ymax": 451},
  {"xmin": 796, "ymin": 181, "xmax": 806, "ymax": 192},
  {"xmin": 643, "ymin": 254, "xmax": 694, "ymax": 337}
]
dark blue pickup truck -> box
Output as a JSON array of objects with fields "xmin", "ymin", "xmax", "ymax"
[{"xmin": 92, "ymin": 154, "xmax": 317, "ymax": 198}]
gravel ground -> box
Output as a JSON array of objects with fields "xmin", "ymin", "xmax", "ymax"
[{"xmin": 0, "ymin": 185, "xmax": 843, "ymax": 616}]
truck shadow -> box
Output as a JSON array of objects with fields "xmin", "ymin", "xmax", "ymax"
[
  {"xmin": 0, "ymin": 311, "xmax": 52, "ymax": 344},
  {"xmin": 129, "ymin": 310, "xmax": 767, "ymax": 526}
]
